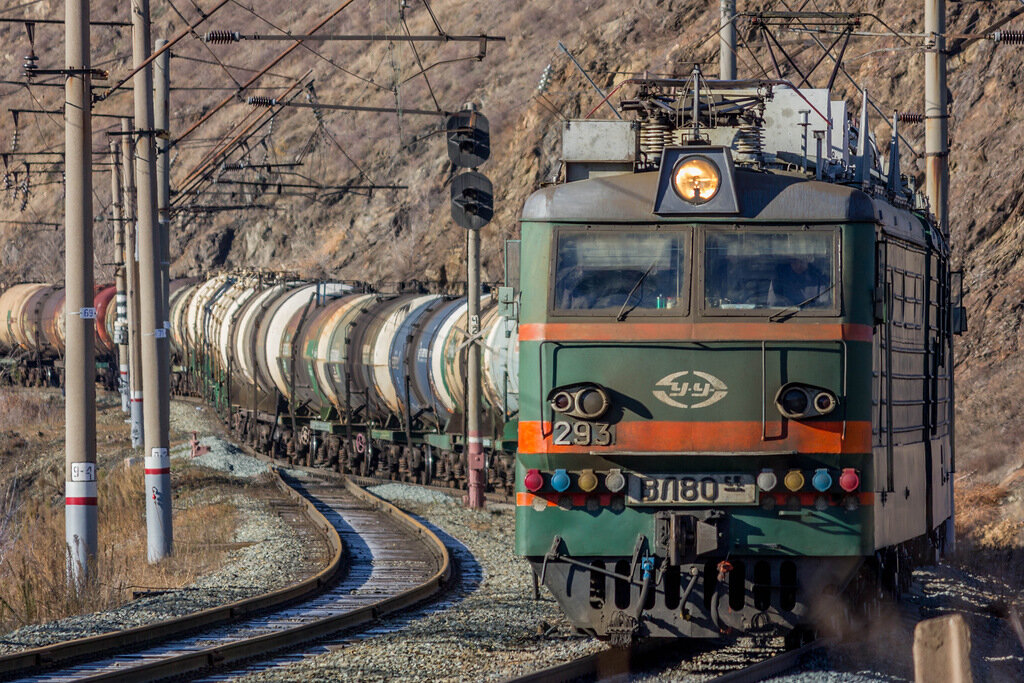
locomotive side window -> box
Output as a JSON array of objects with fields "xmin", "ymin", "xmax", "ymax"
[
  {"xmin": 552, "ymin": 230, "xmax": 687, "ymax": 314},
  {"xmin": 704, "ymin": 231, "xmax": 837, "ymax": 312}
]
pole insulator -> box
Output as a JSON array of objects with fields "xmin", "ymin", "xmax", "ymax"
[
  {"xmin": 897, "ymin": 112, "xmax": 924, "ymax": 123},
  {"xmin": 247, "ymin": 96, "xmax": 277, "ymax": 107},
  {"xmin": 203, "ymin": 29, "xmax": 240, "ymax": 44},
  {"xmin": 991, "ymin": 29, "xmax": 1024, "ymax": 44}
]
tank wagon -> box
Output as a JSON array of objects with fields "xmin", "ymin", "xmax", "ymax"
[
  {"xmin": 0, "ymin": 282, "xmax": 119, "ymax": 387},
  {"xmin": 168, "ymin": 273, "xmax": 520, "ymax": 491},
  {"xmin": 510, "ymin": 74, "xmax": 967, "ymax": 645}
]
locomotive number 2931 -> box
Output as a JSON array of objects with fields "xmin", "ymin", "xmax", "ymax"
[{"xmin": 552, "ymin": 421, "xmax": 614, "ymax": 446}]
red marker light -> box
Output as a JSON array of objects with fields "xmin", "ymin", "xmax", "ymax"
[
  {"xmin": 524, "ymin": 469, "xmax": 544, "ymax": 492},
  {"xmin": 838, "ymin": 468, "xmax": 860, "ymax": 493}
]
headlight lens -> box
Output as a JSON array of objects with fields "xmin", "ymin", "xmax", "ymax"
[
  {"xmin": 672, "ymin": 157, "xmax": 721, "ymax": 204},
  {"xmin": 780, "ymin": 387, "xmax": 809, "ymax": 416}
]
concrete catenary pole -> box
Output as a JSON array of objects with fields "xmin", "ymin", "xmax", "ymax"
[
  {"xmin": 109, "ymin": 142, "xmax": 130, "ymax": 414},
  {"xmin": 466, "ymin": 227, "xmax": 485, "ymax": 510},
  {"xmin": 924, "ymin": 0, "xmax": 949, "ymax": 236},
  {"xmin": 719, "ymin": 0, "xmax": 737, "ymax": 80},
  {"xmin": 64, "ymin": 0, "xmax": 98, "ymax": 584},
  {"xmin": 924, "ymin": 0, "xmax": 955, "ymax": 553},
  {"xmin": 132, "ymin": 0, "xmax": 173, "ymax": 562},
  {"xmin": 154, "ymin": 39, "xmax": 171, "ymax": 340},
  {"xmin": 121, "ymin": 119, "xmax": 144, "ymax": 448}
]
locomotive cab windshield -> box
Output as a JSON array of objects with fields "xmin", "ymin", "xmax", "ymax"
[
  {"xmin": 552, "ymin": 228, "xmax": 689, "ymax": 314},
  {"xmin": 703, "ymin": 229, "xmax": 838, "ymax": 314}
]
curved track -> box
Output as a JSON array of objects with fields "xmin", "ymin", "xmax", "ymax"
[{"xmin": 0, "ymin": 474, "xmax": 450, "ymax": 683}]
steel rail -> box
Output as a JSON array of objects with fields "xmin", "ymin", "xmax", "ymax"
[
  {"xmin": 0, "ymin": 467, "xmax": 344, "ymax": 680},
  {"xmin": 69, "ymin": 477, "xmax": 451, "ymax": 683},
  {"xmin": 0, "ymin": 472, "xmax": 452, "ymax": 682}
]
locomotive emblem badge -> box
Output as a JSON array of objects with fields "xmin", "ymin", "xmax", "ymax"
[{"xmin": 652, "ymin": 371, "xmax": 728, "ymax": 409}]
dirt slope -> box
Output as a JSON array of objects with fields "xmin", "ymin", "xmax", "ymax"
[{"xmin": 0, "ymin": 1, "xmax": 1022, "ymax": 491}]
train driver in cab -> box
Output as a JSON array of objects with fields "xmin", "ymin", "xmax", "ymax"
[{"xmin": 767, "ymin": 255, "xmax": 830, "ymax": 308}]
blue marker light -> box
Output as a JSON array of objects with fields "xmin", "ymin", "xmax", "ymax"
[
  {"xmin": 812, "ymin": 468, "xmax": 833, "ymax": 492},
  {"xmin": 551, "ymin": 469, "xmax": 571, "ymax": 492}
]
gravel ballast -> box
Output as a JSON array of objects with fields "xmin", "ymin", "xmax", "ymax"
[
  {"xmin": 0, "ymin": 408, "xmax": 326, "ymax": 656},
  {"xmin": 230, "ymin": 483, "xmax": 607, "ymax": 683}
]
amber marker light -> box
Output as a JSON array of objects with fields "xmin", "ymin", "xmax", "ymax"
[
  {"xmin": 672, "ymin": 156, "xmax": 720, "ymax": 204},
  {"xmin": 578, "ymin": 469, "xmax": 599, "ymax": 492},
  {"xmin": 784, "ymin": 469, "xmax": 805, "ymax": 492}
]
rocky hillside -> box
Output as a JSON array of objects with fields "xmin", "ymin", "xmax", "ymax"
[{"xmin": 0, "ymin": 0, "xmax": 1023, "ymax": 482}]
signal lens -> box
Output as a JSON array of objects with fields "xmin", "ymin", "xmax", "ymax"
[
  {"xmin": 605, "ymin": 468, "xmax": 626, "ymax": 493},
  {"xmin": 551, "ymin": 469, "xmax": 571, "ymax": 492},
  {"xmin": 672, "ymin": 157, "xmax": 721, "ymax": 204},
  {"xmin": 784, "ymin": 469, "xmax": 805, "ymax": 492},
  {"xmin": 839, "ymin": 468, "xmax": 860, "ymax": 492},
  {"xmin": 812, "ymin": 468, "xmax": 833, "ymax": 492},
  {"xmin": 578, "ymin": 469, "xmax": 598, "ymax": 492},
  {"xmin": 524, "ymin": 469, "xmax": 544, "ymax": 492}
]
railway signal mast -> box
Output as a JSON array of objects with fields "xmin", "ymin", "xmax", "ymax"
[{"xmin": 447, "ymin": 104, "xmax": 493, "ymax": 510}]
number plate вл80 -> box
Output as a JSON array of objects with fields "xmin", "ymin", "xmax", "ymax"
[{"xmin": 627, "ymin": 473, "xmax": 756, "ymax": 505}]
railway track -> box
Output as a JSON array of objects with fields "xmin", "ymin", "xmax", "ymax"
[{"xmin": 0, "ymin": 472, "xmax": 451, "ymax": 683}]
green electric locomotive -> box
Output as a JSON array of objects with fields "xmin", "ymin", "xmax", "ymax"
[{"xmin": 512, "ymin": 75, "xmax": 965, "ymax": 644}]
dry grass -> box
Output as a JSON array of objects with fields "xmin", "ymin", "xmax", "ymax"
[
  {"xmin": 0, "ymin": 460, "xmax": 240, "ymax": 633},
  {"xmin": 0, "ymin": 389, "xmax": 63, "ymax": 432},
  {"xmin": 952, "ymin": 476, "xmax": 1024, "ymax": 589}
]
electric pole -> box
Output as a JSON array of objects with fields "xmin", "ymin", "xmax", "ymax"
[
  {"xmin": 924, "ymin": 0, "xmax": 955, "ymax": 553},
  {"xmin": 132, "ymin": 0, "xmax": 172, "ymax": 562},
  {"xmin": 64, "ymin": 0, "xmax": 98, "ymax": 584},
  {"xmin": 110, "ymin": 141, "xmax": 130, "ymax": 415},
  {"xmin": 719, "ymin": 0, "xmax": 737, "ymax": 80},
  {"xmin": 154, "ymin": 38, "xmax": 171, "ymax": 333},
  {"xmin": 121, "ymin": 118, "xmax": 144, "ymax": 449}
]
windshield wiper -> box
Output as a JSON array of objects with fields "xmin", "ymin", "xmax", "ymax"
[
  {"xmin": 616, "ymin": 261, "xmax": 658, "ymax": 321},
  {"xmin": 768, "ymin": 284, "xmax": 835, "ymax": 322}
]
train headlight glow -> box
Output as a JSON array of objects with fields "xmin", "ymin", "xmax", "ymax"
[{"xmin": 672, "ymin": 156, "xmax": 720, "ymax": 205}]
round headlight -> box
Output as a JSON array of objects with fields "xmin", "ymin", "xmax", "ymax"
[
  {"xmin": 780, "ymin": 387, "xmax": 809, "ymax": 417},
  {"xmin": 814, "ymin": 391, "xmax": 837, "ymax": 415},
  {"xmin": 672, "ymin": 156, "xmax": 721, "ymax": 204},
  {"xmin": 575, "ymin": 386, "xmax": 610, "ymax": 419},
  {"xmin": 550, "ymin": 390, "xmax": 573, "ymax": 414}
]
